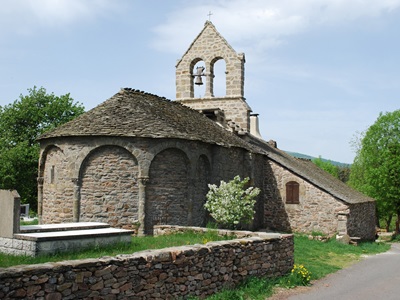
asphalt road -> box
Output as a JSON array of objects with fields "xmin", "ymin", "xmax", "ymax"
[{"xmin": 288, "ymin": 243, "xmax": 400, "ymax": 300}]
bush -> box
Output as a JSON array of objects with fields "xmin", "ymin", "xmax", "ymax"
[{"xmin": 204, "ymin": 176, "xmax": 260, "ymax": 229}]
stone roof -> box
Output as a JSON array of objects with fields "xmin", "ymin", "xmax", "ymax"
[
  {"xmin": 245, "ymin": 135, "xmax": 375, "ymax": 205},
  {"xmin": 38, "ymin": 88, "xmax": 373, "ymax": 205},
  {"xmin": 38, "ymin": 88, "xmax": 254, "ymax": 151}
]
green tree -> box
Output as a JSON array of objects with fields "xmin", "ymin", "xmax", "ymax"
[
  {"xmin": 312, "ymin": 156, "xmax": 340, "ymax": 179},
  {"xmin": 338, "ymin": 165, "xmax": 351, "ymax": 183},
  {"xmin": 348, "ymin": 110, "xmax": 400, "ymax": 233},
  {"xmin": 0, "ymin": 87, "xmax": 85, "ymax": 211}
]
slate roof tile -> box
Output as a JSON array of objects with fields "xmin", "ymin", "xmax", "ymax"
[
  {"xmin": 245, "ymin": 135, "xmax": 374, "ymax": 205},
  {"xmin": 38, "ymin": 88, "xmax": 255, "ymax": 152}
]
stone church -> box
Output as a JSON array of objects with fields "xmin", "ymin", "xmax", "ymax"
[{"xmin": 37, "ymin": 21, "xmax": 376, "ymax": 240}]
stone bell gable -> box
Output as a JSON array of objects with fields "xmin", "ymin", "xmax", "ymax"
[
  {"xmin": 176, "ymin": 21, "xmax": 245, "ymax": 99},
  {"xmin": 176, "ymin": 21, "xmax": 255, "ymax": 135}
]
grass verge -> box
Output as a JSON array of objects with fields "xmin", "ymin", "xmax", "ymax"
[
  {"xmin": 0, "ymin": 230, "xmax": 233, "ymax": 268},
  {"xmin": 202, "ymin": 234, "xmax": 391, "ymax": 299}
]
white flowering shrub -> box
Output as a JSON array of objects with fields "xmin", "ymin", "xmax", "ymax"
[{"xmin": 204, "ymin": 176, "xmax": 260, "ymax": 229}]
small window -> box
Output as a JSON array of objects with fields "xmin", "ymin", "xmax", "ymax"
[
  {"xmin": 286, "ymin": 181, "xmax": 299, "ymax": 204},
  {"xmin": 50, "ymin": 165, "xmax": 55, "ymax": 184}
]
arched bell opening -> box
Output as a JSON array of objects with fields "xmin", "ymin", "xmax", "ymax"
[
  {"xmin": 211, "ymin": 57, "xmax": 226, "ymax": 97},
  {"xmin": 192, "ymin": 59, "xmax": 206, "ymax": 98}
]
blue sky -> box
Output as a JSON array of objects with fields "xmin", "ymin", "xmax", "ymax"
[{"xmin": 1, "ymin": 0, "xmax": 399, "ymax": 164}]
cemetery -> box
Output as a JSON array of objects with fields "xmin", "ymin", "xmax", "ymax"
[{"xmin": 0, "ymin": 190, "xmax": 133, "ymax": 257}]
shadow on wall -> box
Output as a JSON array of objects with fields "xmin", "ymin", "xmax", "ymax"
[{"xmin": 263, "ymin": 161, "xmax": 292, "ymax": 233}]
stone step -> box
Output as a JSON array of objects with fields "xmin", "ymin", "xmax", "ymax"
[{"xmin": 20, "ymin": 222, "xmax": 111, "ymax": 233}]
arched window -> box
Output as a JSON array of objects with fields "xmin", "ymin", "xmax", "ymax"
[{"xmin": 286, "ymin": 181, "xmax": 299, "ymax": 204}]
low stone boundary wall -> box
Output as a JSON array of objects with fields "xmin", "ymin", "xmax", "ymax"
[{"xmin": 0, "ymin": 228, "xmax": 293, "ymax": 299}]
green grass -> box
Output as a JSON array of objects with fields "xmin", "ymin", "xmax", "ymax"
[
  {"xmin": 205, "ymin": 277, "xmax": 278, "ymax": 300},
  {"xmin": 202, "ymin": 234, "xmax": 391, "ymax": 299},
  {"xmin": 294, "ymin": 234, "xmax": 390, "ymax": 279},
  {"xmin": 0, "ymin": 230, "xmax": 233, "ymax": 268},
  {"xmin": 20, "ymin": 219, "xmax": 39, "ymax": 226}
]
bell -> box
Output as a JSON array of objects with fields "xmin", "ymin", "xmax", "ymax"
[
  {"xmin": 194, "ymin": 66, "xmax": 205, "ymax": 85},
  {"xmin": 195, "ymin": 75, "xmax": 203, "ymax": 85}
]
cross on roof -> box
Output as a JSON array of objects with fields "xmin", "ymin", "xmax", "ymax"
[{"xmin": 207, "ymin": 11, "xmax": 213, "ymax": 21}]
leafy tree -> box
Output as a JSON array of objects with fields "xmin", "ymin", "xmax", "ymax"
[
  {"xmin": 312, "ymin": 157, "xmax": 340, "ymax": 179},
  {"xmin": 349, "ymin": 110, "xmax": 400, "ymax": 233},
  {"xmin": 204, "ymin": 176, "xmax": 260, "ymax": 229},
  {"xmin": 338, "ymin": 165, "xmax": 351, "ymax": 183},
  {"xmin": 0, "ymin": 87, "xmax": 85, "ymax": 211}
]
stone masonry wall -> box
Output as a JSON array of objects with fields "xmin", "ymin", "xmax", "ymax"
[
  {"xmin": 263, "ymin": 159, "xmax": 292, "ymax": 232},
  {"xmin": 266, "ymin": 161, "xmax": 349, "ymax": 235},
  {"xmin": 0, "ymin": 231, "xmax": 294, "ymax": 300},
  {"xmin": 0, "ymin": 237, "xmax": 36, "ymax": 256},
  {"xmin": 42, "ymin": 146, "xmax": 75, "ymax": 223},
  {"xmin": 145, "ymin": 148, "xmax": 189, "ymax": 234},
  {"xmin": 178, "ymin": 98, "xmax": 251, "ymax": 133},
  {"xmin": 80, "ymin": 146, "xmax": 139, "ymax": 229},
  {"xmin": 40, "ymin": 137, "xmax": 267, "ymax": 233},
  {"xmin": 347, "ymin": 202, "xmax": 376, "ymax": 240},
  {"xmin": 192, "ymin": 155, "xmax": 211, "ymax": 227}
]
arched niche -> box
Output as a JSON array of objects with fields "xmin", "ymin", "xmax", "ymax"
[
  {"xmin": 79, "ymin": 145, "xmax": 139, "ymax": 229},
  {"xmin": 145, "ymin": 148, "xmax": 190, "ymax": 234}
]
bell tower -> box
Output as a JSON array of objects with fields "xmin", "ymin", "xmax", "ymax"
[{"xmin": 176, "ymin": 21, "xmax": 259, "ymax": 135}]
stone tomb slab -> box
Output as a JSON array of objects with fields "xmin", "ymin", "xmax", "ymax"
[
  {"xmin": 5, "ymin": 223, "xmax": 134, "ymax": 257},
  {"xmin": 20, "ymin": 221, "xmax": 110, "ymax": 233}
]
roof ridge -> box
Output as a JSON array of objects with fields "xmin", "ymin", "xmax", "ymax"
[{"xmin": 120, "ymin": 87, "xmax": 170, "ymax": 101}]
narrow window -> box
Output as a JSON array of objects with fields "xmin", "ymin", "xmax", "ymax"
[
  {"xmin": 50, "ymin": 165, "xmax": 55, "ymax": 184},
  {"xmin": 286, "ymin": 181, "xmax": 299, "ymax": 204}
]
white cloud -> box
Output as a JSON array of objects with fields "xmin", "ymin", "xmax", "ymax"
[
  {"xmin": 0, "ymin": 0, "xmax": 121, "ymax": 37},
  {"xmin": 152, "ymin": 0, "xmax": 400, "ymax": 54}
]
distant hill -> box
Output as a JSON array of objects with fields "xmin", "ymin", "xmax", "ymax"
[{"xmin": 284, "ymin": 151, "xmax": 351, "ymax": 167}]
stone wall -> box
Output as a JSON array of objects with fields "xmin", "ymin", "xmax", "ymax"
[
  {"xmin": 178, "ymin": 97, "xmax": 251, "ymax": 133},
  {"xmin": 146, "ymin": 148, "xmax": 190, "ymax": 234},
  {"xmin": 347, "ymin": 202, "xmax": 377, "ymax": 240},
  {"xmin": 80, "ymin": 146, "xmax": 139, "ymax": 229},
  {"xmin": 263, "ymin": 160, "xmax": 292, "ymax": 232},
  {"xmin": 0, "ymin": 231, "xmax": 293, "ymax": 300},
  {"xmin": 39, "ymin": 137, "xmax": 265, "ymax": 233},
  {"xmin": 42, "ymin": 146, "xmax": 75, "ymax": 223},
  {"xmin": 265, "ymin": 161, "xmax": 349, "ymax": 235},
  {"xmin": 0, "ymin": 237, "xmax": 36, "ymax": 256}
]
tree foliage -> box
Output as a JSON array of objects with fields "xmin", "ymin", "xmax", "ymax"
[
  {"xmin": 0, "ymin": 87, "xmax": 85, "ymax": 211},
  {"xmin": 312, "ymin": 157, "xmax": 340, "ymax": 179},
  {"xmin": 348, "ymin": 110, "xmax": 400, "ymax": 232},
  {"xmin": 204, "ymin": 176, "xmax": 260, "ymax": 229}
]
